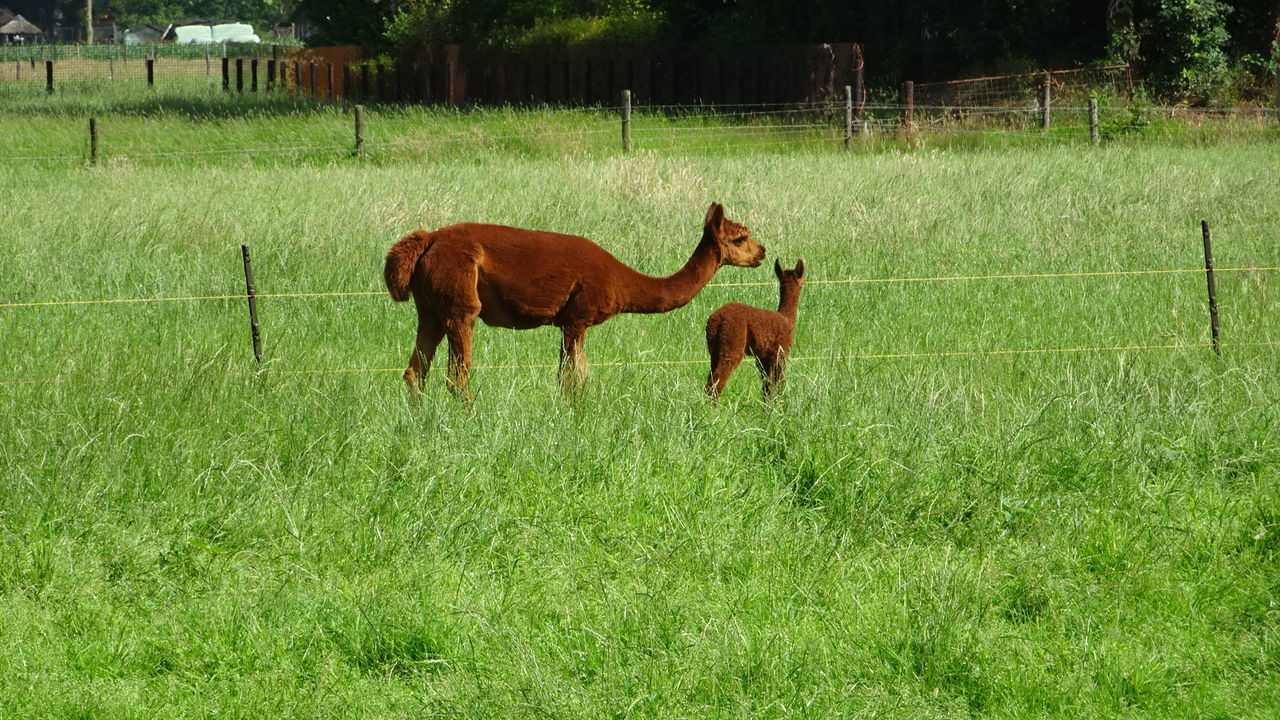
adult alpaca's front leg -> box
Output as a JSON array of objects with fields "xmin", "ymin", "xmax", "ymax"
[{"xmin": 559, "ymin": 324, "xmax": 588, "ymax": 391}]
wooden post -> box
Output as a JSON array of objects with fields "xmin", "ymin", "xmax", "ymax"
[
  {"xmin": 902, "ymin": 80, "xmax": 914, "ymax": 134},
  {"xmin": 236, "ymin": 58, "xmax": 244, "ymax": 93},
  {"xmin": 221, "ymin": 57, "xmax": 229, "ymax": 91},
  {"xmin": 241, "ymin": 245, "xmax": 263, "ymax": 365},
  {"xmin": 144, "ymin": 58, "xmax": 153, "ymax": 86},
  {"xmin": 853, "ymin": 46, "xmax": 865, "ymax": 133},
  {"xmin": 266, "ymin": 59, "xmax": 276, "ymax": 91},
  {"xmin": 251, "ymin": 58, "xmax": 258, "ymax": 92},
  {"xmin": 309, "ymin": 62, "xmax": 317, "ymax": 99},
  {"xmin": 621, "ymin": 89, "xmax": 632, "ymax": 152},
  {"xmin": 354, "ymin": 105, "xmax": 365, "ymax": 156},
  {"xmin": 45, "ymin": 60, "xmax": 52, "ymax": 94},
  {"xmin": 844, "ymin": 84, "xmax": 853, "ymax": 148},
  {"xmin": 89, "ymin": 118, "xmax": 97, "ymax": 165},
  {"xmin": 1089, "ymin": 97, "xmax": 1100, "ymax": 144},
  {"xmin": 108, "ymin": 55, "xmax": 114, "ymax": 81},
  {"xmin": 1041, "ymin": 73, "xmax": 1051, "ymax": 129},
  {"xmin": 205, "ymin": 46, "xmax": 210, "ymax": 75},
  {"xmin": 1201, "ymin": 220, "xmax": 1220, "ymax": 355},
  {"xmin": 327, "ymin": 63, "xmax": 335, "ymax": 99}
]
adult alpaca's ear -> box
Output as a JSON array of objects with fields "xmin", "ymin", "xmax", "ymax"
[
  {"xmin": 774, "ymin": 259, "xmax": 784, "ymax": 278},
  {"xmin": 704, "ymin": 202, "xmax": 725, "ymax": 234},
  {"xmin": 794, "ymin": 259, "xmax": 805, "ymax": 277}
]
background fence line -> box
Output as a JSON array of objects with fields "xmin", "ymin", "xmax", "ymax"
[{"xmin": 3, "ymin": 92, "xmax": 1276, "ymax": 167}]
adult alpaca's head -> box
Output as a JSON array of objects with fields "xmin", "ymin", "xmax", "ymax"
[{"xmin": 703, "ymin": 202, "xmax": 766, "ymax": 268}]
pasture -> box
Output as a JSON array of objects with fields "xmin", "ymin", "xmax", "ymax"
[{"xmin": 2, "ymin": 96, "xmax": 1279, "ymax": 718}]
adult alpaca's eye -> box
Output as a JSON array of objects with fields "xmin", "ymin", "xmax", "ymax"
[{"xmin": 732, "ymin": 237, "xmax": 746, "ymax": 245}]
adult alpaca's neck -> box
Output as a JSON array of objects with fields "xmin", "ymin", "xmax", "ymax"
[{"xmin": 621, "ymin": 235, "xmax": 721, "ymax": 314}]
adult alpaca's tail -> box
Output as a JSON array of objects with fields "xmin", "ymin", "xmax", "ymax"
[{"xmin": 385, "ymin": 230, "xmax": 434, "ymax": 302}]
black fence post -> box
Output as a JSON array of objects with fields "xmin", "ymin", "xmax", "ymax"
[
  {"xmin": 45, "ymin": 60, "xmax": 53, "ymax": 93},
  {"xmin": 1201, "ymin": 220, "xmax": 1220, "ymax": 355},
  {"xmin": 241, "ymin": 245, "xmax": 263, "ymax": 365},
  {"xmin": 221, "ymin": 57, "xmax": 229, "ymax": 91},
  {"xmin": 145, "ymin": 58, "xmax": 154, "ymax": 86}
]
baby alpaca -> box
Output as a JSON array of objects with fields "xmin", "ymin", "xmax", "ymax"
[{"xmin": 705, "ymin": 259, "xmax": 806, "ymax": 402}]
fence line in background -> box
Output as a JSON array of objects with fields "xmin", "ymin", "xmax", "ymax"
[
  {"xmin": 3, "ymin": 95, "xmax": 1276, "ymax": 166},
  {"xmin": 4, "ymin": 341, "xmax": 1276, "ymax": 387},
  {"xmin": 3, "ymin": 266, "xmax": 1277, "ymax": 309}
]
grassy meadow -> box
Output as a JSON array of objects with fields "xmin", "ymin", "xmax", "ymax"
[{"xmin": 2, "ymin": 92, "xmax": 1280, "ymax": 718}]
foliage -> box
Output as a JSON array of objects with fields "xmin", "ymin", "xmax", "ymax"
[
  {"xmin": 90, "ymin": 0, "xmax": 293, "ymax": 30},
  {"xmin": 291, "ymin": 0, "xmax": 393, "ymax": 47},
  {"xmin": 1139, "ymin": 0, "xmax": 1232, "ymax": 100},
  {"xmin": 385, "ymin": 0, "xmax": 659, "ymax": 47},
  {"xmin": 374, "ymin": 0, "xmax": 1280, "ymax": 103}
]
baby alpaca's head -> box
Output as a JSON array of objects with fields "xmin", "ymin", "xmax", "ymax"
[{"xmin": 774, "ymin": 258, "xmax": 806, "ymax": 286}]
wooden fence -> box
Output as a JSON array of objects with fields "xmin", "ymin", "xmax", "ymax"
[{"xmin": 285, "ymin": 43, "xmax": 864, "ymax": 106}]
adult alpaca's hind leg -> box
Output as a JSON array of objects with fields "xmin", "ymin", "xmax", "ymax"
[
  {"xmin": 438, "ymin": 264, "xmax": 482, "ymax": 402},
  {"xmin": 404, "ymin": 312, "xmax": 445, "ymax": 403},
  {"xmin": 444, "ymin": 314, "xmax": 479, "ymax": 402}
]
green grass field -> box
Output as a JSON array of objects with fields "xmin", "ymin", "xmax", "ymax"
[{"xmin": 2, "ymin": 94, "xmax": 1279, "ymax": 718}]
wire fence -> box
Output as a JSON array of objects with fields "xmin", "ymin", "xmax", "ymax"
[
  {"xmin": 2, "ymin": 98, "xmax": 1277, "ymax": 167},
  {"xmin": 3, "ymin": 246, "xmax": 1276, "ymax": 387},
  {"xmin": 3, "ymin": 48, "xmax": 1277, "ymax": 167}
]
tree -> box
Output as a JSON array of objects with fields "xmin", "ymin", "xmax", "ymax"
[{"xmin": 1138, "ymin": 0, "xmax": 1232, "ymax": 97}]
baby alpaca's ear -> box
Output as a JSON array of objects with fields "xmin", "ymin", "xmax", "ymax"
[
  {"xmin": 774, "ymin": 259, "xmax": 784, "ymax": 279},
  {"xmin": 794, "ymin": 259, "xmax": 806, "ymax": 277}
]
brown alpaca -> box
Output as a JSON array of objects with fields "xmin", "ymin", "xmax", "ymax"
[
  {"xmin": 705, "ymin": 259, "xmax": 806, "ymax": 402},
  {"xmin": 385, "ymin": 202, "xmax": 766, "ymax": 401}
]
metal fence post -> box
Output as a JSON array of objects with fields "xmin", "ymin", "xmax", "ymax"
[
  {"xmin": 354, "ymin": 104, "xmax": 365, "ymax": 156},
  {"xmin": 621, "ymin": 89, "xmax": 632, "ymax": 152},
  {"xmin": 844, "ymin": 84, "xmax": 853, "ymax": 148},
  {"xmin": 1041, "ymin": 73, "xmax": 1051, "ymax": 129},
  {"xmin": 902, "ymin": 80, "xmax": 914, "ymax": 135},
  {"xmin": 1088, "ymin": 97, "xmax": 1100, "ymax": 144},
  {"xmin": 241, "ymin": 245, "xmax": 263, "ymax": 365},
  {"xmin": 1201, "ymin": 220, "xmax": 1220, "ymax": 355}
]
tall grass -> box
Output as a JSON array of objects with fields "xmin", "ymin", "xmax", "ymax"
[{"xmin": 1, "ymin": 103, "xmax": 1278, "ymax": 718}]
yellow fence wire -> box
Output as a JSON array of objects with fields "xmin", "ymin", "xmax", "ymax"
[{"xmin": 3, "ymin": 266, "xmax": 1277, "ymax": 309}]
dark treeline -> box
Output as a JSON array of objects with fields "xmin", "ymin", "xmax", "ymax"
[
  {"xmin": 14, "ymin": 1, "xmax": 1279, "ymax": 95},
  {"xmin": 296, "ymin": 0, "xmax": 1279, "ymax": 94}
]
